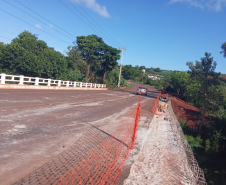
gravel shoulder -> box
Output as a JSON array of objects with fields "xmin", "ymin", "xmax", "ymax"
[{"xmin": 124, "ymin": 99, "xmax": 196, "ymax": 185}]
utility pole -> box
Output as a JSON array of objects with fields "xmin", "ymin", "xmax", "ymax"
[{"xmin": 118, "ymin": 48, "xmax": 126, "ymax": 87}]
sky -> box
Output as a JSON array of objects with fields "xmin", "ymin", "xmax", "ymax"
[{"xmin": 0, "ymin": 0, "xmax": 226, "ymax": 73}]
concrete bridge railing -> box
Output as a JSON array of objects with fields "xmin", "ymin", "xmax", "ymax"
[{"xmin": 0, "ymin": 73, "xmax": 106, "ymax": 89}]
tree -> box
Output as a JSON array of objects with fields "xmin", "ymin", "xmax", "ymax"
[
  {"xmin": 106, "ymin": 65, "xmax": 125, "ymax": 88},
  {"xmin": 154, "ymin": 67, "xmax": 161, "ymax": 72},
  {"xmin": 221, "ymin": 42, "xmax": 226, "ymax": 58},
  {"xmin": 0, "ymin": 44, "xmax": 7, "ymax": 73},
  {"xmin": 122, "ymin": 65, "xmax": 143, "ymax": 81},
  {"xmin": 170, "ymin": 71, "xmax": 189, "ymax": 98},
  {"xmin": 76, "ymin": 34, "xmax": 104, "ymax": 79},
  {"xmin": 186, "ymin": 52, "xmax": 221, "ymax": 135},
  {"xmin": 66, "ymin": 43, "xmax": 87, "ymax": 77},
  {"xmin": 100, "ymin": 44, "xmax": 120, "ymax": 83},
  {"xmin": 139, "ymin": 66, "xmax": 146, "ymax": 70},
  {"xmin": 0, "ymin": 31, "xmax": 70, "ymax": 80}
]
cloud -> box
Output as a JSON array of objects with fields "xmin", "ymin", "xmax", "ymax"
[
  {"xmin": 49, "ymin": 24, "xmax": 53, "ymax": 28},
  {"xmin": 34, "ymin": 24, "xmax": 42, "ymax": 29},
  {"xmin": 75, "ymin": 0, "xmax": 110, "ymax": 17},
  {"xmin": 24, "ymin": 28, "xmax": 28, "ymax": 31},
  {"xmin": 169, "ymin": 0, "xmax": 226, "ymax": 11}
]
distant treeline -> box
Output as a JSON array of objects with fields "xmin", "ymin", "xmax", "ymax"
[{"xmin": 0, "ymin": 31, "xmax": 124, "ymax": 87}]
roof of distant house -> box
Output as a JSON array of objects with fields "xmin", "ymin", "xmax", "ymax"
[{"xmin": 148, "ymin": 74, "xmax": 164, "ymax": 78}]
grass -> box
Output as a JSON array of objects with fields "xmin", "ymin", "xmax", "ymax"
[{"xmin": 125, "ymin": 82, "xmax": 133, "ymax": 88}]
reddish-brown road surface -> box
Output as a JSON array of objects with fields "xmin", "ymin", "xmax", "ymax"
[{"xmin": 0, "ymin": 83, "xmax": 158, "ymax": 185}]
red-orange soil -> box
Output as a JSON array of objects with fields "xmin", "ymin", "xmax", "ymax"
[{"xmin": 162, "ymin": 94, "xmax": 209, "ymax": 129}]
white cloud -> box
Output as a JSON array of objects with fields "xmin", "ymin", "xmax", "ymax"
[
  {"xmin": 75, "ymin": 0, "xmax": 110, "ymax": 17},
  {"xmin": 34, "ymin": 24, "xmax": 42, "ymax": 29},
  {"xmin": 169, "ymin": 0, "xmax": 226, "ymax": 11},
  {"xmin": 49, "ymin": 24, "xmax": 53, "ymax": 28}
]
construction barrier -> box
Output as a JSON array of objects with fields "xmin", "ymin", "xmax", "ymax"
[
  {"xmin": 13, "ymin": 95, "xmax": 142, "ymax": 185},
  {"xmin": 152, "ymin": 92, "xmax": 162, "ymax": 116},
  {"xmin": 53, "ymin": 96, "xmax": 141, "ymax": 185}
]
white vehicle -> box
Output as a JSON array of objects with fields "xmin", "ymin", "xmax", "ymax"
[{"xmin": 137, "ymin": 86, "xmax": 148, "ymax": 95}]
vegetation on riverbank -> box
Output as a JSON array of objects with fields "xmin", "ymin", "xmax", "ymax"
[
  {"xmin": 159, "ymin": 51, "xmax": 226, "ymax": 185},
  {"xmin": 121, "ymin": 48, "xmax": 226, "ymax": 184}
]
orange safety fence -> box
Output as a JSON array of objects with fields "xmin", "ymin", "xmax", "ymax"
[
  {"xmin": 53, "ymin": 95, "xmax": 142, "ymax": 185},
  {"xmin": 152, "ymin": 92, "xmax": 162, "ymax": 116}
]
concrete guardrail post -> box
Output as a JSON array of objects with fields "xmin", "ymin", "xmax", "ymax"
[
  {"xmin": 0, "ymin": 73, "xmax": 6, "ymax": 84},
  {"xmin": 19, "ymin": 75, "xmax": 24, "ymax": 85},
  {"xmin": 47, "ymin": 79, "xmax": 51, "ymax": 86},
  {"xmin": 35, "ymin": 77, "xmax": 39, "ymax": 85},
  {"xmin": 58, "ymin": 80, "xmax": 61, "ymax": 86},
  {"xmin": 0, "ymin": 74, "xmax": 106, "ymax": 89}
]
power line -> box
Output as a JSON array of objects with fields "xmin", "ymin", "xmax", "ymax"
[
  {"xmin": 0, "ymin": 9, "xmax": 71, "ymax": 45},
  {"xmin": 13, "ymin": 0, "xmax": 123, "ymax": 48},
  {"xmin": 4, "ymin": 0, "xmax": 75, "ymax": 41},
  {"xmin": 66, "ymin": 0, "xmax": 122, "ymax": 48},
  {"xmin": 73, "ymin": 0, "xmax": 123, "ymax": 47},
  {"xmin": 58, "ymin": 0, "xmax": 119, "ymax": 48},
  {"xmin": 0, "ymin": 36, "xmax": 12, "ymax": 41},
  {"xmin": 14, "ymin": 0, "xmax": 77, "ymax": 40}
]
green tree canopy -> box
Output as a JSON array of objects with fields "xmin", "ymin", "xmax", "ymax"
[
  {"xmin": 0, "ymin": 31, "xmax": 79, "ymax": 80},
  {"xmin": 76, "ymin": 34, "xmax": 104, "ymax": 78},
  {"xmin": 66, "ymin": 43, "xmax": 87, "ymax": 78},
  {"xmin": 186, "ymin": 52, "xmax": 221, "ymax": 135},
  {"xmin": 100, "ymin": 44, "xmax": 121, "ymax": 83},
  {"xmin": 122, "ymin": 65, "xmax": 143, "ymax": 81},
  {"xmin": 221, "ymin": 42, "xmax": 226, "ymax": 58},
  {"xmin": 170, "ymin": 71, "xmax": 189, "ymax": 97},
  {"xmin": 0, "ymin": 31, "xmax": 124, "ymax": 86}
]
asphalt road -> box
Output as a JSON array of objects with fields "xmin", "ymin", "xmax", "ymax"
[{"xmin": 0, "ymin": 82, "xmax": 158, "ymax": 185}]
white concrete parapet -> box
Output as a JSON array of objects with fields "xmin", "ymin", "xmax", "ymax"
[{"xmin": 0, "ymin": 73, "xmax": 106, "ymax": 89}]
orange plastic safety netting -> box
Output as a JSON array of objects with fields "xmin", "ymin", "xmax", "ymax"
[
  {"xmin": 51, "ymin": 96, "xmax": 141, "ymax": 185},
  {"xmin": 152, "ymin": 92, "xmax": 162, "ymax": 116},
  {"xmin": 12, "ymin": 94, "xmax": 142, "ymax": 185}
]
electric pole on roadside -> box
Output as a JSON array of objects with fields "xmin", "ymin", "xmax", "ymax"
[{"xmin": 118, "ymin": 48, "xmax": 126, "ymax": 87}]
